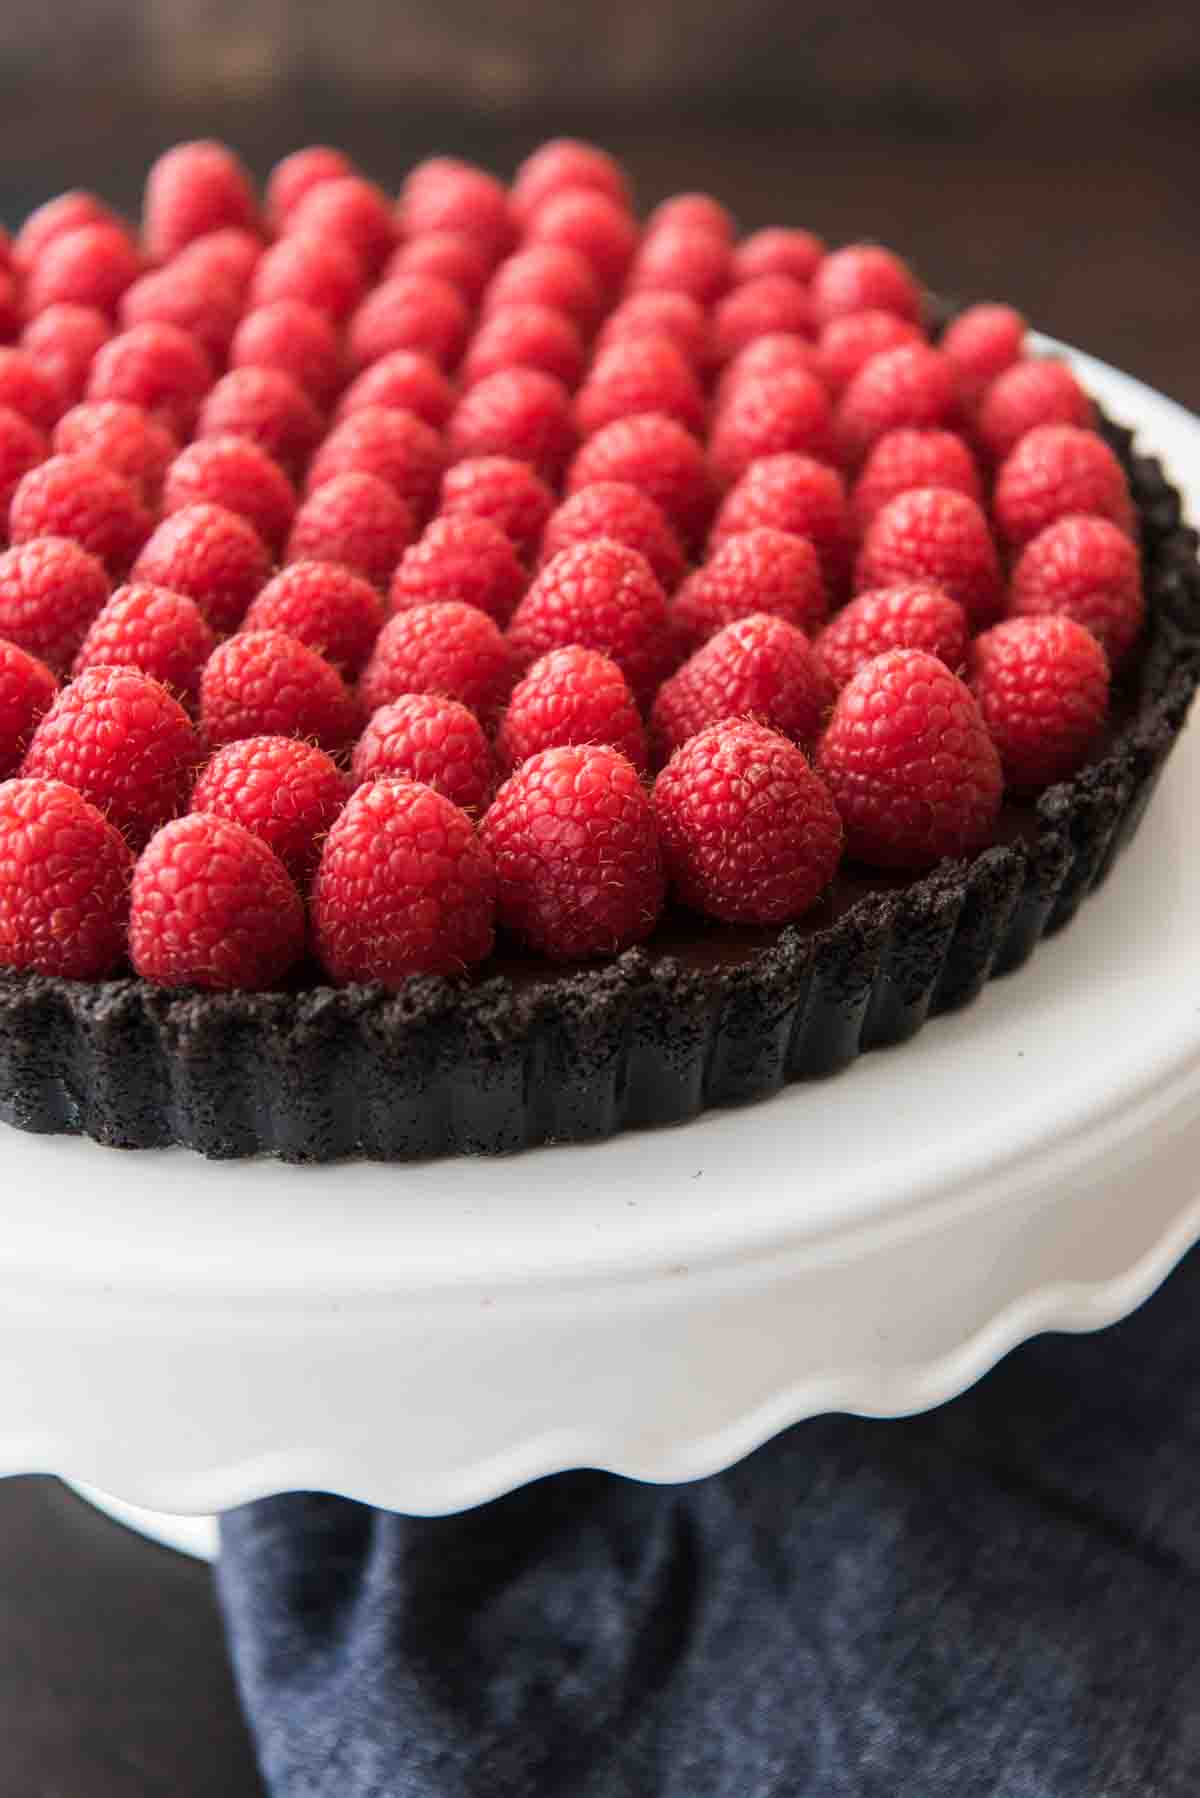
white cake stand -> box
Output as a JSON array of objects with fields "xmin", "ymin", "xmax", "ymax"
[{"xmin": 3, "ymin": 344, "xmax": 1200, "ymax": 1564}]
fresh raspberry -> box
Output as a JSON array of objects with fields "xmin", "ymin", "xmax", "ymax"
[
  {"xmin": 285, "ymin": 471, "xmax": 416, "ymax": 590},
  {"xmin": 644, "ymin": 193, "xmax": 735, "ymax": 244},
  {"xmin": 0, "ymin": 642, "xmax": 58, "ymax": 777},
  {"xmin": 496, "ymin": 645, "xmax": 647, "ymax": 774},
  {"xmin": 22, "ymin": 664, "xmax": 198, "ymax": 842},
  {"xmin": 575, "ymin": 336, "xmax": 706, "ymax": 439},
  {"xmin": 813, "ymin": 584, "xmax": 969, "ymax": 690},
  {"xmin": 242, "ymin": 561, "xmax": 385, "ymax": 675},
  {"xmin": 510, "ymin": 140, "xmax": 631, "ymax": 228},
  {"xmin": 461, "ymin": 304, "xmax": 585, "ymax": 392},
  {"xmin": 313, "ymin": 776, "xmax": 496, "ymax": 982},
  {"xmin": 970, "ymin": 615, "xmax": 1109, "ymax": 795},
  {"xmin": 851, "ymin": 427, "xmax": 982, "ymax": 531},
  {"xmin": 628, "ymin": 229, "xmax": 730, "ymax": 306},
  {"xmin": 0, "ymin": 776, "xmax": 132, "ymax": 977},
  {"xmin": 811, "ymin": 244, "xmax": 923, "ymax": 328},
  {"xmin": 196, "ymin": 368, "xmax": 324, "ymax": 479},
  {"xmin": 287, "ymin": 176, "xmax": 395, "ymax": 276},
  {"xmin": 816, "ymin": 309, "xmax": 924, "ymax": 395},
  {"xmin": 480, "ymin": 745, "xmax": 663, "ymax": 959},
  {"xmin": 817, "ymin": 648, "xmax": 1001, "ymax": 870},
  {"xmin": 175, "ymin": 227, "xmax": 264, "ymax": 297},
  {"xmin": 132, "ymin": 504, "xmax": 270, "ymax": 633},
  {"xmin": 164, "ymin": 436, "xmax": 296, "ymax": 552},
  {"xmin": 855, "ymin": 488, "xmax": 1001, "ymax": 629},
  {"xmin": 266, "ymin": 147, "xmax": 355, "ymax": 231},
  {"xmin": 732, "ymin": 227, "xmax": 826, "ymax": 287},
  {"xmin": 446, "ymin": 368, "xmax": 576, "ymax": 485},
  {"xmin": 25, "ymin": 224, "xmax": 142, "ymax": 318},
  {"xmin": 306, "ymin": 406, "xmax": 444, "ymax": 522},
  {"xmin": 565, "ymin": 414, "xmax": 714, "ymax": 548},
  {"xmin": 653, "ymin": 720, "xmax": 842, "ymax": 924},
  {"xmin": 711, "ymin": 275, "xmax": 814, "ymax": 365},
  {"xmin": 835, "ymin": 343, "xmax": 960, "ymax": 465},
  {"xmin": 73, "ymin": 582, "xmax": 217, "ymax": 702},
  {"xmin": 86, "ymin": 322, "xmax": 214, "ymax": 439},
  {"xmin": 190, "ymin": 735, "xmax": 349, "ymax": 881},
  {"xmin": 540, "ymin": 483, "xmax": 685, "ymax": 592},
  {"xmin": 201, "ymin": 630, "xmax": 359, "ymax": 753},
  {"xmin": 708, "ymin": 368, "xmax": 833, "ymax": 488},
  {"xmin": 508, "ymin": 540, "xmax": 672, "ymax": 705},
  {"xmin": 9, "ymin": 454, "xmax": 150, "ymax": 575},
  {"xmin": 359, "ymin": 600, "xmax": 514, "ymax": 723},
  {"xmin": 20, "ymin": 305, "xmax": 112, "ymax": 413},
  {"xmin": 1008, "ymin": 513, "xmax": 1144, "ymax": 670},
  {"xmin": 347, "ymin": 273, "xmax": 471, "ymax": 374},
  {"xmin": 53, "ymin": 401, "xmax": 175, "ymax": 503},
  {"xmin": 992, "ymin": 425, "xmax": 1134, "ymax": 549},
  {"xmin": 714, "ymin": 333, "xmax": 824, "ymax": 407},
  {"xmin": 143, "ymin": 141, "xmax": 258, "ymax": 262},
  {"xmin": 0, "ymin": 538, "xmax": 110, "ymax": 669},
  {"xmin": 230, "ymin": 300, "xmax": 344, "ymax": 410},
  {"xmin": 334, "ymin": 349, "xmax": 454, "ymax": 429},
  {"xmin": 672, "ymin": 529, "xmax": 827, "ymax": 654},
  {"xmin": 940, "ymin": 303, "xmax": 1025, "ymax": 404},
  {"xmin": 351, "ymin": 694, "xmax": 494, "ymax": 813},
  {"xmin": 525, "ymin": 190, "xmax": 638, "ymax": 295},
  {"xmin": 482, "ymin": 244, "xmax": 602, "ymax": 333},
  {"xmin": 0, "ymin": 408, "xmax": 47, "ymax": 516},
  {"xmin": 0, "ymin": 350, "xmax": 62, "ymax": 433},
  {"xmin": 438, "ymin": 455, "xmax": 554, "ymax": 563},
  {"xmin": 250, "ymin": 232, "xmax": 368, "ymax": 325},
  {"xmin": 974, "ymin": 359, "xmax": 1094, "ymax": 464},
  {"xmin": 595, "ymin": 291, "xmax": 713, "ymax": 375},
  {"xmin": 390, "ymin": 516, "xmax": 526, "ymax": 626},
  {"xmin": 119, "ymin": 265, "xmax": 241, "ymax": 366},
  {"xmin": 710, "ymin": 452, "xmax": 852, "ymax": 596},
  {"xmin": 397, "ymin": 158, "xmax": 515, "ymax": 266},
  {"xmin": 386, "ymin": 232, "xmax": 491, "ymax": 306},
  {"xmin": 651, "ymin": 612, "xmax": 828, "ymax": 760},
  {"xmin": 13, "ymin": 191, "xmax": 117, "ymax": 274}
]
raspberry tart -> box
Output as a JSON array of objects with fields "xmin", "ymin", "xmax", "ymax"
[{"xmin": 0, "ymin": 139, "xmax": 1197, "ymax": 1161}]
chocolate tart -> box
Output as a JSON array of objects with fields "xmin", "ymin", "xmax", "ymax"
[{"xmin": 1, "ymin": 406, "xmax": 1198, "ymax": 1161}]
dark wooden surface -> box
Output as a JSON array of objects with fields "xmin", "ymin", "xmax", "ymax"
[{"xmin": 1, "ymin": 101, "xmax": 1197, "ymax": 1797}]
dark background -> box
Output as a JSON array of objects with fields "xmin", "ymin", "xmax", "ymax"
[{"xmin": 1, "ymin": 4, "xmax": 1197, "ymax": 1793}]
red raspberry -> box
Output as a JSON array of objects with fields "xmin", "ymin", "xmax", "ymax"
[
  {"xmin": 0, "ymin": 271, "xmax": 20, "ymax": 344},
  {"xmin": 817, "ymin": 648, "xmax": 1001, "ymax": 870},
  {"xmin": 201, "ymin": 631, "xmax": 359, "ymax": 753},
  {"xmin": 575, "ymin": 336, "xmax": 706, "ymax": 439},
  {"xmin": 196, "ymin": 368, "xmax": 324, "ymax": 479},
  {"xmin": 26, "ymin": 224, "xmax": 142, "ymax": 318},
  {"xmin": 143, "ymin": 141, "xmax": 258, "ymax": 262},
  {"xmin": 73, "ymin": 582, "xmax": 217, "ymax": 702},
  {"xmin": 86, "ymin": 322, "xmax": 214, "ymax": 439},
  {"xmin": 287, "ymin": 176, "xmax": 395, "ymax": 276},
  {"xmin": 672, "ymin": 528, "xmax": 827, "ymax": 655},
  {"xmin": 390, "ymin": 516, "xmax": 526, "ymax": 626},
  {"xmin": 165, "ymin": 436, "xmax": 296, "ymax": 553},
  {"xmin": 446, "ymin": 368, "xmax": 576, "ymax": 485},
  {"xmin": 540, "ymin": 483, "xmax": 685, "ymax": 592},
  {"xmin": 190, "ymin": 735, "xmax": 349, "ymax": 881},
  {"xmin": 22, "ymin": 664, "xmax": 198, "ymax": 842},
  {"xmin": 811, "ymin": 244, "xmax": 922, "ymax": 328},
  {"xmin": 941, "ymin": 303, "xmax": 1025, "ymax": 404},
  {"xmin": 595, "ymin": 291, "xmax": 713, "ymax": 375},
  {"xmin": 856, "ymin": 488, "xmax": 1001, "ymax": 629},
  {"xmin": 175, "ymin": 228, "xmax": 264, "ymax": 297},
  {"xmin": 813, "ymin": 583, "xmax": 968, "ymax": 690},
  {"xmin": 0, "ymin": 349, "xmax": 61, "ymax": 433},
  {"xmin": 438, "ymin": 456, "xmax": 554, "ymax": 562},
  {"xmin": 566, "ymin": 414, "xmax": 713, "ymax": 548},
  {"xmin": 13, "ymin": 191, "xmax": 117, "ymax": 274},
  {"xmin": 1008, "ymin": 513, "xmax": 1144, "ymax": 670},
  {"xmin": 313, "ymin": 776, "xmax": 496, "ymax": 982},
  {"xmin": 510, "ymin": 139, "xmax": 631, "ymax": 227},
  {"xmin": 306, "ymin": 406, "xmax": 444, "ymax": 522},
  {"xmin": 0, "ymin": 776, "xmax": 132, "ymax": 977},
  {"xmin": 0, "ymin": 537, "xmax": 110, "ymax": 669},
  {"xmin": 285, "ymin": 472, "xmax": 416, "ymax": 590},
  {"xmin": 992, "ymin": 425, "xmax": 1133, "ymax": 549},
  {"xmin": 651, "ymin": 612, "xmax": 828, "ymax": 759},
  {"xmin": 816, "ymin": 309, "xmax": 923, "ymax": 395},
  {"xmin": 250, "ymin": 232, "xmax": 368, "ymax": 325},
  {"xmin": 711, "ymin": 276, "xmax": 814, "ymax": 365},
  {"xmin": 352, "ymin": 694, "xmax": 494, "ymax": 813},
  {"xmin": 851, "ymin": 427, "xmax": 982, "ymax": 531},
  {"xmin": 508, "ymin": 541, "xmax": 672, "ymax": 705},
  {"xmin": 0, "ymin": 642, "xmax": 58, "ymax": 777},
  {"xmin": 714, "ymin": 333, "xmax": 824, "ymax": 407},
  {"xmin": 230, "ymin": 300, "xmax": 344, "ymax": 411},
  {"xmin": 0, "ymin": 408, "xmax": 47, "ymax": 516},
  {"xmin": 119, "ymin": 265, "xmax": 241, "ymax": 366},
  {"xmin": 525, "ymin": 191, "xmax": 637, "ymax": 295},
  {"xmin": 266, "ymin": 147, "xmax": 355, "ymax": 231},
  {"xmin": 9, "ymin": 454, "xmax": 150, "ymax": 575},
  {"xmin": 496, "ymin": 643, "xmax": 647, "ymax": 773},
  {"xmin": 710, "ymin": 452, "xmax": 852, "ymax": 597},
  {"xmin": 481, "ymin": 744, "xmax": 663, "ymax": 959},
  {"xmin": 970, "ymin": 615, "xmax": 1109, "ymax": 795},
  {"xmin": 386, "ymin": 232, "xmax": 491, "ymax": 307},
  {"xmin": 242, "ymin": 562, "xmax": 383, "ymax": 675},
  {"xmin": 835, "ymin": 343, "xmax": 960, "ymax": 465},
  {"xmin": 653, "ymin": 720, "xmax": 842, "ymax": 924},
  {"xmin": 974, "ymin": 359, "xmax": 1094, "ymax": 464},
  {"xmin": 359, "ymin": 600, "xmax": 515, "ymax": 722},
  {"xmin": 482, "ymin": 245, "xmax": 602, "ymax": 333},
  {"xmin": 53, "ymin": 401, "xmax": 175, "ymax": 504},
  {"xmin": 628, "ymin": 229, "xmax": 731, "ymax": 307},
  {"xmin": 347, "ymin": 274, "xmax": 471, "ymax": 374},
  {"xmin": 20, "ymin": 305, "xmax": 112, "ymax": 413},
  {"xmin": 335, "ymin": 349, "xmax": 454, "ymax": 429},
  {"xmin": 709, "ymin": 368, "xmax": 833, "ymax": 488},
  {"xmin": 461, "ymin": 304, "xmax": 585, "ymax": 392},
  {"xmin": 644, "ymin": 193, "xmax": 734, "ymax": 244},
  {"xmin": 732, "ymin": 227, "xmax": 826, "ymax": 287},
  {"xmin": 133, "ymin": 504, "xmax": 270, "ymax": 633},
  {"xmin": 397, "ymin": 158, "xmax": 514, "ymax": 265}
]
